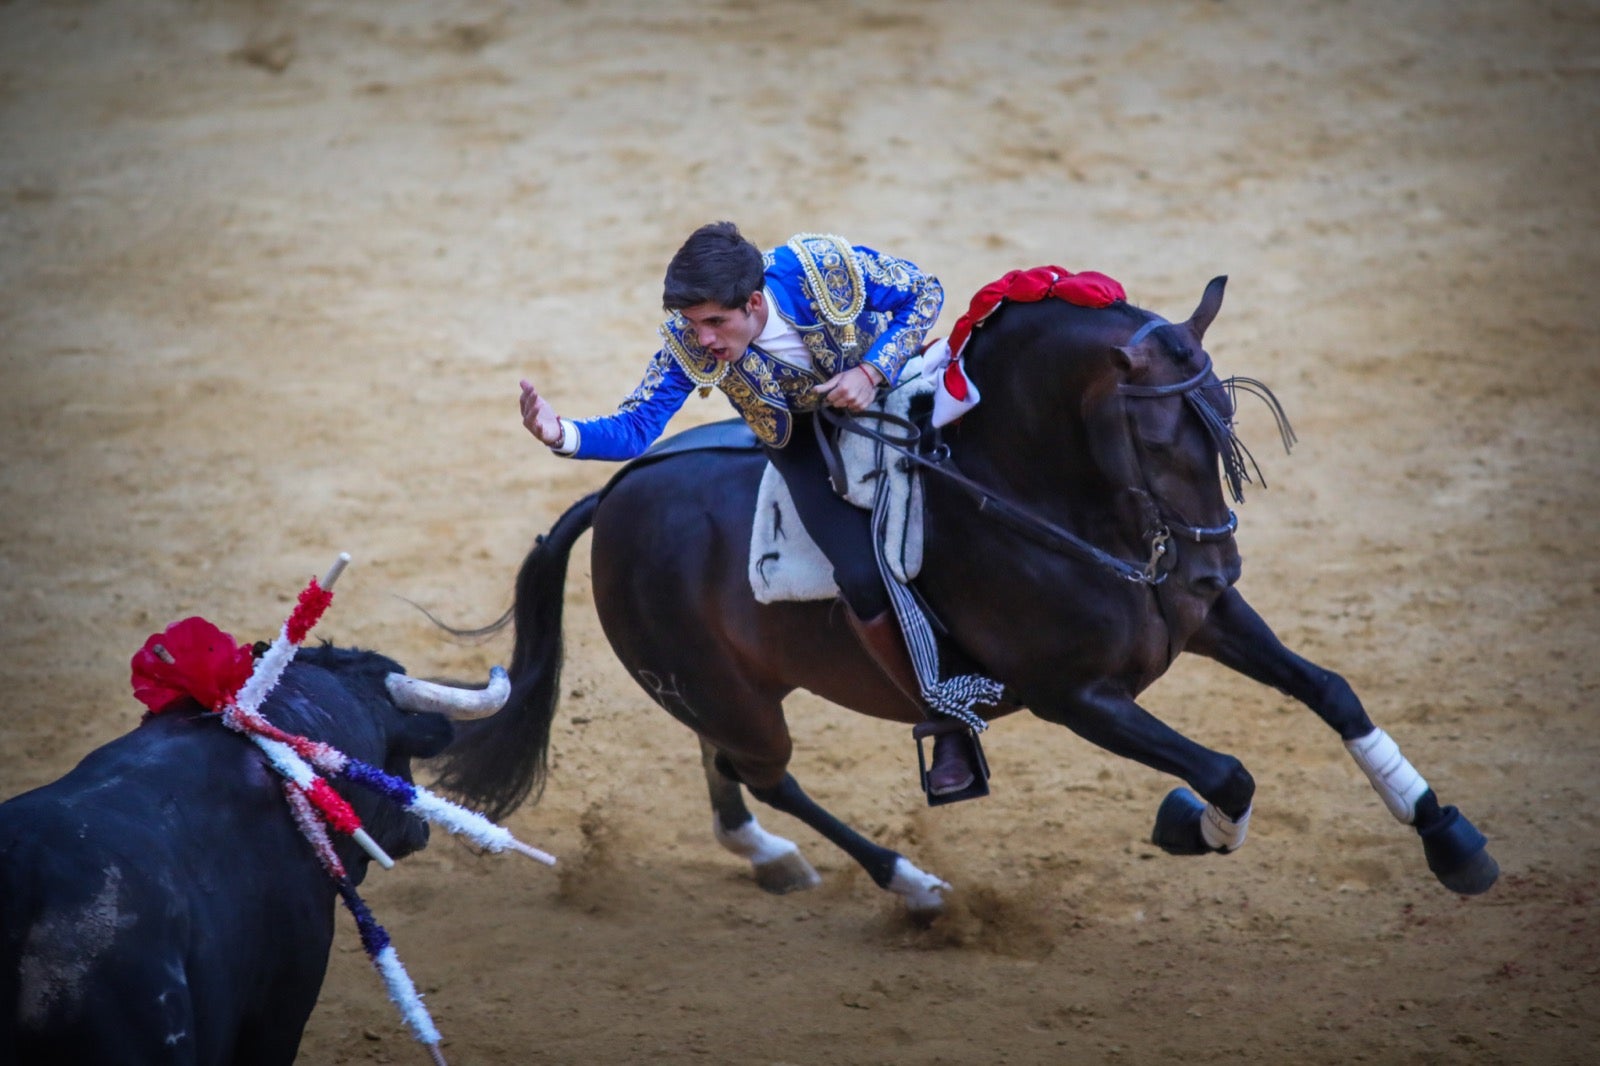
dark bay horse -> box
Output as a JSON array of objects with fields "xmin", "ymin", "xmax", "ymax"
[{"xmin": 435, "ymin": 276, "xmax": 1497, "ymax": 918}]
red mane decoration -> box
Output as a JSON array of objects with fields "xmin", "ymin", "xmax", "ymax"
[{"xmin": 947, "ymin": 266, "xmax": 1125, "ymax": 362}]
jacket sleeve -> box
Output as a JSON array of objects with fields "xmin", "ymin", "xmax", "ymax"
[
  {"xmin": 855, "ymin": 247, "xmax": 944, "ymax": 387},
  {"xmin": 565, "ymin": 348, "xmax": 695, "ymax": 461}
]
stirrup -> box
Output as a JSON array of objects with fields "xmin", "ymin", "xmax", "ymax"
[{"xmin": 913, "ymin": 719, "xmax": 990, "ymax": 807}]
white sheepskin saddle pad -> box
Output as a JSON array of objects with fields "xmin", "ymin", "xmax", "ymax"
[{"xmin": 747, "ymin": 352, "xmax": 936, "ymax": 604}]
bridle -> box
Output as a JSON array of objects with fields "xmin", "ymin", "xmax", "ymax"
[
  {"xmin": 1114, "ymin": 317, "xmax": 1241, "ymax": 550},
  {"xmin": 818, "ymin": 318, "xmax": 1264, "ymax": 587},
  {"xmin": 819, "ymin": 416, "xmax": 1191, "ymax": 588}
]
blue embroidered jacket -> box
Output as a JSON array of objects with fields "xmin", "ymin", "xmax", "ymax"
[{"xmin": 565, "ymin": 234, "xmax": 943, "ymax": 455}]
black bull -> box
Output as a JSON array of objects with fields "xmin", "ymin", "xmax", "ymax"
[{"xmin": 0, "ymin": 644, "xmax": 492, "ymax": 1065}]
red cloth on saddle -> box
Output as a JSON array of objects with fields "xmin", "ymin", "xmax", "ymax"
[{"xmin": 944, "ymin": 267, "xmax": 1125, "ymax": 399}]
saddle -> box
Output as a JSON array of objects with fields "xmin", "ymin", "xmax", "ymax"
[{"xmin": 612, "ymin": 417, "xmax": 763, "ymax": 472}]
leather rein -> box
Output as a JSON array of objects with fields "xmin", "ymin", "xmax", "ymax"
[{"xmin": 817, "ymin": 345, "xmax": 1237, "ymax": 588}]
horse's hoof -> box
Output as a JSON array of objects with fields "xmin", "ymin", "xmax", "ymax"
[
  {"xmin": 1419, "ymin": 805, "xmax": 1499, "ymax": 895},
  {"xmin": 888, "ymin": 857, "xmax": 950, "ymax": 919},
  {"xmin": 753, "ymin": 851, "xmax": 823, "ymax": 895},
  {"xmin": 1435, "ymin": 847, "xmax": 1500, "ymax": 896},
  {"xmin": 1151, "ymin": 787, "xmax": 1213, "ymax": 856}
]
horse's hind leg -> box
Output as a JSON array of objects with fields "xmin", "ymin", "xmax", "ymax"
[
  {"xmin": 1189, "ymin": 588, "xmax": 1498, "ymax": 895},
  {"xmin": 642, "ymin": 665, "xmax": 948, "ymax": 917},
  {"xmin": 699, "ymin": 738, "xmax": 821, "ymax": 894},
  {"xmin": 728, "ymin": 764, "xmax": 950, "ymax": 922},
  {"xmin": 701, "ymin": 723, "xmax": 950, "ymax": 918}
]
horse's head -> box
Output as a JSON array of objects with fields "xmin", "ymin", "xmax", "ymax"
[
  {"xmin": 951, "ymin": 273, "xmax": 1293, "ymax": 597},
  {"xmin": 1082, "ymin": 277, "xmax": 1258, "ymax": 596}
]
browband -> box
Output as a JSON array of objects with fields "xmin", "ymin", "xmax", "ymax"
[
  {"xmin": 1126, "ymin": 316, "xmax": 1168, "ymax": 345},
  {"xmin": 1118, "ymin": 352, "xmax": 1215, "ymax": 398}
]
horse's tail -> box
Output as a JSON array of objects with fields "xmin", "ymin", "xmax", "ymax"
[{"xmin": 430, "ymin": 491, "xmax": 601, "ymax": 821}]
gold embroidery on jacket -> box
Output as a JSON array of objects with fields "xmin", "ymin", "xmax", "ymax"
[
  {"xmin": 658, "ymin": 319, "xmax": 728, "ymax": 388},
  {"xmin": 617, "ymin": 347, "xmax": 676, "ymax": 413},
  {"xmin": 789, "ymin": 233, "xmax": 864, "ymax": 353},
  {"xmin": 658, "ymin": 317, "xmax": 820, "ymax": 447}
]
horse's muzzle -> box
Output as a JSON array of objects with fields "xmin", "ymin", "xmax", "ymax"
[{"xmin": 1184, "ymin": 543, "xmax": 1242, "ymax": 597}]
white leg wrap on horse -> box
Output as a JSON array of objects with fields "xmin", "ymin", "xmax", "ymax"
[
  {"xmin": 1345, "ymin": 727, "xmax": 1429, "ymax": 824},
  {"xmin": 887, "ymin": 857, "xmax": 952, "ymax": 913},
  {"xmin": 1199, "ymin": 803, "xmax": 1251, "ymax": 852},
  {"xmin": 713, "ymin": 817, "xmax": 799, "ymax": 866}
]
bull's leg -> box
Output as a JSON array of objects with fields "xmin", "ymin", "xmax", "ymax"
[
  {"xmin": 714, "ymin": 754, "xmax": 950, "ymax": 921},
  {"xmin": 699, "ymin": 738, "xmax": 820, "ymax": 894},
  {"xmin": 1188, "ymin": 587, "xmax": 1498, "ymax": 895},
  {"xmin": 1035, "ymin": 683, "xmax": 1257, "ymax": 857}
]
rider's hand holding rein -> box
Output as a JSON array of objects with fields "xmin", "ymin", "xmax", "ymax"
[
  {"xmin": 520, "ymin": 379, "xmax": 563, "ymax": 447},
  {"xmin": 815, "ymin": 363, "xmax": 882, "ymax": 413}
]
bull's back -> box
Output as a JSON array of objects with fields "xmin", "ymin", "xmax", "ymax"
[
  {"xmin": 0, "ymin": 723, "xmax": 333, "ymax": 1064},
  {"xmin": 0, "ymin": 779, "xmax": 203, "ymax": 1061}
]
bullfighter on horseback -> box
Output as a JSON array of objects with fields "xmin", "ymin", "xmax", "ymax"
[{"xmin": 517, "ymin": 221, "xmax": 984, "ymax": 796}]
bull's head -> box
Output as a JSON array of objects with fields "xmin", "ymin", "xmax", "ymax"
[{"xmin": 266, "ymin": 644, "xmax": 509, "ymax": 879}]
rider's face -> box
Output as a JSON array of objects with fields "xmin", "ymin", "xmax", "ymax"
[{"xmin": 680, "ymin": 290, "xmax": 766, "ymax": 362}]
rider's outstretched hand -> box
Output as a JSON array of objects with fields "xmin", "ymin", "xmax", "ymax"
[{"xmin": 520, "ymin": 379, "xmax": 563, "ymax": 447}]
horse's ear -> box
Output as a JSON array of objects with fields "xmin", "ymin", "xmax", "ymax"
[
  {"xmin": 1187, "ymin": 275, "xmax": 1228, "ymax": 342},
  {"xmin": 1112, "ymin": 344, "xmax": 1143, "ymax": 375}
]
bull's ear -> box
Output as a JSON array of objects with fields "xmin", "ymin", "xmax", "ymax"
[{"xmin": 1187, "ymin": 275, "xmax": 1228, "ymax": 343}]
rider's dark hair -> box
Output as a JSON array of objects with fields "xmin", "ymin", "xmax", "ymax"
[{"xmin": 662, "ymin": 221, "xmax": 765, "ymax": 312}]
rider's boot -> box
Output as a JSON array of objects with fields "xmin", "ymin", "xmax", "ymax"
[{"xmin": 847, "ymin": 608, "xmax": 980, "ymax": 797}]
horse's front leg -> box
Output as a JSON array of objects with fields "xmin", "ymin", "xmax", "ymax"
[
  {"xmin": 1036, "ymin": 682, "xmax": 1259, "ymax": 857},
  {"xmin": 1187, "ymin": 587, "xmax": 1498, "ymax": 895}
]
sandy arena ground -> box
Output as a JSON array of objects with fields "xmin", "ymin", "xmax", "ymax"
[{"xmin": 3, "ymin": 2, "xmax": 1597, "ymax": 1063}]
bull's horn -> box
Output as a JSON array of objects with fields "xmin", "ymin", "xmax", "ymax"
[{"xmin": 386, "ymin": 666, "xmax": 510, "ymax": 720}]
